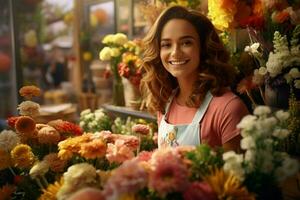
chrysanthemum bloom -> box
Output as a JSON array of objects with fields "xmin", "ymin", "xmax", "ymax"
[
  {"xmin": 17, "ymin": 100, "xmax": 40, "ymax": 116},
  {"xmin": 39, "ymin": 178, "xmax": 63, "ymax": 200},
  {"xmin": 43, "ymin": 153, "xmax": 67, "ymax": 173},
  {"xmin": 149, "ymin": 156, "xmax": 188, "ymax": 197},
  {"xmin": 19, "ymin": 85, "xmax": 41, "ymax": 99},
  {"xmin": 0, "ymin": 149, "xmax": 11, "ymax": 170},
  {"xmin": 0, "ymin": 184, "xmax": 16, "ymax": 200},
  {"xmin": 132, "ymin": 124, "xmax": 150, "ymax": 135},
  {"xmin": 79, "ymin": 139, "xmax": 107, "ymax": 159},
  {"xmin": 68, "ymin": 188, "xmax": 104, "ymax": 200},
  {"xmin": 0, "ymin": 130, "xmax": 20, "ymax": 152},
  {"xmin": 48, "ymin": 120, "xmax": 83, "ymax": 136},
  {"xmin": 29, "ymin": 161, "xmax": 49, "ymax": 179},
  {"xmin": 102, "ymin": 159, "xmax": 148, "ymax": 199},
  {"xmin": 106, "ymin": 140, "xmax": 135, "ymax": 164},
  {"xmin": 15, "ymin": 116, "xmax": 36, "ymax": 136},
  {"xmin": 113, "ymin": 134, "xmax": 139, "ymax": 151},
  {"xmin": 6, "ymin": 116, "xmax": 19, "ymax": 129},
  {"xmin": 204, "ymin": 169, "xmax": 255, "ymax": 200},
  {"xmin": 10, "ymin": 144, "xmax": 35, "ymax": 168},
  {"xmin": 183, "ymin": 182, "xmax": 218, "ymax": 200},
  {"xmin": 36, "ymin": 123, "xmax": 48, "ymax": 130},
  {"xmin": 38, "ymin": 126, "xmax": 60, "ymax": 144}
]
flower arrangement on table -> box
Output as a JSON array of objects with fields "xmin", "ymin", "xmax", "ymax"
[{"xmin": 99, "ymin": 33, "xmax": 143, "ymax": 106}]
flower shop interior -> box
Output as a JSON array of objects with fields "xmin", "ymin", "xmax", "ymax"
[{"xmin": 1, "ymin": 0, "xmax": 300, "ymax": 199}]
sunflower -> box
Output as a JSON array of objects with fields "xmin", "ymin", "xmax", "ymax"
[
  {"xmin": 38, "ymin": 178, "xmax": 63, "ymax": 200},
  {"xmin": 204, "ymin": 168, "xmax": 255, "ymax": 200}
]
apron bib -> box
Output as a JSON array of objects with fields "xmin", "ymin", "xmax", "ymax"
[{"xmin": 158, "ymin": 91, "xmax": 213, "ymax": 148}]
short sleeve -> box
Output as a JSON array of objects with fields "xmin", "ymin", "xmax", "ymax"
[{"xmin": 220, "ymin": 97, "xmax": 249, "ymax": 144}]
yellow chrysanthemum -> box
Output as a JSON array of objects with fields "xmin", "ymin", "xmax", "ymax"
[
  {"xmin": 38, "ymin": 178, "xmax": 63, "ymax": 200},
  {"xmin": 79, "ymin": 139, "xmax": 107, "ymax": 159},
  {"xmin": 11, "ymin": 144, "xmax": 35, "ymax": 168},
  {"xmin": 208, "ymin": 0, "xmax": 238, "ymax": 31},
  {"xmin": 204, "ymin": 168, "xmax": 255, "ymax": 200},
  {"xmin": 0, "ymin": 149, "xmax": 11, "ymax": 170}
]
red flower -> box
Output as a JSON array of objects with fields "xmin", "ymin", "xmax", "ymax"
[
  {"xmin": 183, "ymin": 182, "xmax": 217, "ymax": 200},
  {"xmin": 239, "ymin": 15, "xmax": 265, "ymax": 29},
  {"xmin": 118, "ymin": 63, "xmax": 130, "ymax": 78},
  {"xmin": 7, "ymin": 116, "xmax": 19, "ymax": 129},
  {"xmin": 14, "ymin": 175, "xmax": 23, "ymax": 185},
  {"xmin": 48, "ymin": 120, "xmax": 83, "ymax": 136}
]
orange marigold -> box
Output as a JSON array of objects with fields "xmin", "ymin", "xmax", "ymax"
[
  {"xmin": 19, "ymin": 85, "xmax": 41, "ymax": 99},
  {"xmin": 79, "ymin": 139, "xmax": 107, "ymax": 159},
  {"xmin": 15, "ymin": 116, "xmax": 36, "ymax": 136}
]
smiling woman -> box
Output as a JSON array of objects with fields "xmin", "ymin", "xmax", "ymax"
[{"xmin": 141, "ymin": 6, "xmax": 249, "ymax": 152}]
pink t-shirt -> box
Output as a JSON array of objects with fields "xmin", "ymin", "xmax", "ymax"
[{"xmin": 157, "ymin": 91, "xmax": 249, "ymax": 148}]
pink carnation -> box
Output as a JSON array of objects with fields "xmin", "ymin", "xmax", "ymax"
[
  {"xmin": 102, "ymin": 159, "xmax": 148, "ymax": 199},
  {"xmin": 183, "ymin": 182, "xmax": 218, "ymax": 200},
  {"xmin": 148, "ymin": 149, "xmax": 189, "ymax": 197},
  {"xmin": 106, "ymin": 140, "xmax": 135, "ymax": 163},
  {"xmin": 137, "ymin": 151, "xmax": 153, "ymax": 162},
  {"xmin": 132, "ymin": 124, "xmax": 150, "ymax": 135},
  {"xmin": 112, "ymin": 134, "xmax": 139, "ymax": 151}
]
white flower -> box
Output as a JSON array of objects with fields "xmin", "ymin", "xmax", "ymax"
[
  {"xmin": 289, "ymin": 68, "xmax": 300, "ymax": 78},
  {"xmin": 241, "ymin": 136, "xmax": 256, "ymax": 150},
  {"xmin": 99, "ymin": 47, "xmax": 112, "ymax": 61},
  {"xmin": 29, "ymin": 161, "xmax": 49, "ymax": 179},
  {"xmin": 284, "ymin": 73, "xmax": 293, "ymax": 83},
  {"xmin": 17, "ymin": 100, "xmax": 40, "ymax": 116},
  {"xmin": 258, "ymin": 67, "xmax": 268, "ymax": 75},
  {"xmin": 0, "ymin": 130, "xmax": 20, "ymax": 152},
  {"xmin": 84, "ymin": 113, "xmax": 94, "ymax": 121},
  {"xmin": 272, "ymin": 129, "xmax": 290, "ymax": 139},
  {"xmin": 112, "ymin": 33, "xmax": 128, "ymax": 45},
  {"xmin": 237, "ymin": 115, "xmax": 257, "ymax": 132},
  {"xmin": 275, "ymin": 110, "xmax": 290, "ymax": 121},
  {"xmin": 294, "ymin": 79, "xmax": 300, "ymax": 89},
  {"xmin": 63, "ymin": 163, "xmax": 97, "ymax": 185},
  {"xmin": 281, "ymin": 157, "xmax": 299, "ymax": 178},
  {"xmin": 253, "ymin": 106, "xmax": 271, "ymax": 116},
  {"xmin": 223, "ymin": 151, "xmax": 245, "ymax": 181},
  {"xmin": 255, "ymin": 117, "xmax": 277, "ymax": 136},
  {"xmin": 252, "ymin": 69, "xmax": 265, "ymax": 85},
  {"xmin": 80, "ymin": 109, "xmax": 91, "ymax": 116},
  {"xmin": 79, "ymin": 121, "xmax": 85, "ymax": 128}
]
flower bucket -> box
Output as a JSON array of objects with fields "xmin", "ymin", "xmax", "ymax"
[{"xmin": 122, "ymin": 78, "xmax": 141, "ymax": 110}]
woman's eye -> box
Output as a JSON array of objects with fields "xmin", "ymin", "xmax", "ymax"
[
  {"xmin": 161, "ymin": 43, "xmax": 171, "ymax": 48},
  {"xmin": 182, "ymin": 40, "xmax": 192, "ymax": 46}
]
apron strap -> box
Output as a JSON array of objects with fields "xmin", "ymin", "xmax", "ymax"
[{"xmin": 191, "ymin": 91, "xmax": 213, "ymax": 123}]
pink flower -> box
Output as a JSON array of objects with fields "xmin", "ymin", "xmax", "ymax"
[
  {"xmin": 106, "ymin": 140, "xmax": 135, "ymax": 163},
  {"xmin": 137, "ymin": 151, "xmax": 153, "ymax": 162},
  {"xmin": 183, "ymin": 182, "xmax": 218, "ymax": 200},
  {"xmin": 102, "ymin": 159, "xmax": 148, "ymax": 199},
  {"xmin": 68, "ymin": 188, "xmax": 104, "ymax": 200},
  {"xmin": 112, "ymin": 134, "xmax": 139, "ymax": 151},
  {"xmin": 132, "ymin": 124, "xmax": 150, "ymax": 135},
  {"xmin": 149, "ymin": 149, "xmax": 189, "ymax": 197}
]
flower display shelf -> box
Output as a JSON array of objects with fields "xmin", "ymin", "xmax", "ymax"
[{"xmin": 101, "ymin": 104, "xmax": 156, "ymax": 122}]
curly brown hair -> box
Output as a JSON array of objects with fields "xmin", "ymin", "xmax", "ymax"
[{"xmin": 141, "ymin": 6, "xmax": 236, "ymax": 114}]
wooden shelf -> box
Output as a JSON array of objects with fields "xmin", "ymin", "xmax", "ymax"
[{"xmin": 101, "ymin": 104, "xmax": 156, "ymax": 122}]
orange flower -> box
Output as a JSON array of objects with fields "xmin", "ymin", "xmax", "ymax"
[
  {"xmin": 15, "ymin": 116, "xmax": 36, "ymax": 136},
  {"xmin": 43, "ymin": 153, "xmax": 67, "ymax": 173},
  {"xmin": 38, "ymin": 126, "xmax": 60, "ymax": 144},
  {"xmin": 39, "ymin": 178, "xmax": 63, "ymax": 200},
  {"xmin": 272, "ymin": 10, "xmax": 290, "ymax": 24},
  {"xmin": 79, "ymin": 139, "xmax": 107, "ymax": 159},
  {"xmin": 19, "ymin": 85, "xmax": 41, "ymax": 99},
  {"xmin": 236, "ymin": 76, "xmax": 257, "ymax": 94},
  {"xmin": 6, "ymin": 116, "xmax": 19, "ymax": 129}
]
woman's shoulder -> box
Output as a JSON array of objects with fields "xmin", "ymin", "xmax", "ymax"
[{"xmin": 210, "ymin": 89, "xmax": 248, "ymax": 112}]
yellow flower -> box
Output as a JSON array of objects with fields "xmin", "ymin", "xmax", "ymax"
[
  {"xmin": 208, "ymin": 0, "xmax": 238, "ymax": 31},
  {"xmin": 24, "ymin": 30, "xmax": 37, "ymax": 47},
  {"xmin": 102, "ymin": 34, "xmax": 114, "ymax": 44},
  {"xmin": 204, "ymin": 168, "xmax": 255, "ymax": 200},
  {"xmin": 110, "ymin": 47, "xmax": 121, "ymax": 57},
  {"xmin": 99, "ymin": 47, "xmax": 112, "ymax": 61},
  {"xmin": 90, "ymin": 13, "xmax": 98, "ymax": 27},
  {"xmin": 39, "ymin": 178, "xmax": 63, "ymax": 200},
  {"xmin": 11, "ymin": 144, "xmax": 35, "ymax": 168},
  {"xmin": 0, "ymin": 149, "xmax": 11, "ymax": 170},
  {"xmin": 112, "ymin": 33, "xmax": 128, "ymax": 45}
]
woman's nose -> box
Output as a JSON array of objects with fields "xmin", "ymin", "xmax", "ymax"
[{"xmin": 170, "ymin": 44, "xmax": 182, "ymax": 57}]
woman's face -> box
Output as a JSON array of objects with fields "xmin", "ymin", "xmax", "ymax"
[{"xmin": 160, "ymin": 19, "xmax": 200, "ymax": 81}]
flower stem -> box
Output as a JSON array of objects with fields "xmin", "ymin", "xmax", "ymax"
[
  {"xmin": 8, "ymin": 167, "xmax": 16, "ymax": 176},
  {"xmin": 259, "ymin": 86, "xmax": 266, "ymax": 104},
  {"xmin": 246, "ymin": 89, "xmax": 257, "ymax": 108}
]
